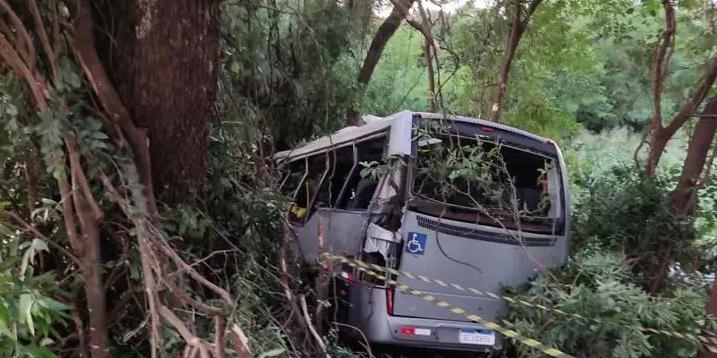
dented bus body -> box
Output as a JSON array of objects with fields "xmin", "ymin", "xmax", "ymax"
[{"xmin": 276, "ymin": 111, "xmax": 570, "ymax": 354}]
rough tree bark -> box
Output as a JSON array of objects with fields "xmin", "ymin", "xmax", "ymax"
[
  {"xmin": 95, "ymin": 0, "xmax": 220, "ymax": 205},
  {"xmin": 348, "ymin": 0, "xmax": 416, "ymax": 125},
  {"xmin": 489, "ymin": 0, "xmax": 543, "ymax": 122}
]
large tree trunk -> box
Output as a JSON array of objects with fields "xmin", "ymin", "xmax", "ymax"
[
  {"xmin": 700, "ymin": 265, "xmax": 717, "ymax": 358},
  {"xmin": 348, "ymin": 0, "xmax": 415, "ymax": 125},
  {"xmin": 96, "ymin": 0, "xmax": 220, "ymax": 205},
  {"xmin": 674, "ymin": 100, "xmax": 717, "ymax": 358},
  {"xmin": 488, "ymin": 0, "xmax": 542, "ymax": 122},
  {"xmin": 672, "ymin": 97, "xmax": 717, "ymax": 215}
]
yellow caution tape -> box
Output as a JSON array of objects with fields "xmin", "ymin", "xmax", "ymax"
[
  {"xmin": 323, "ymin": 252, "xmax": 574, "ymax": 358},
  {"xmin": 320, "ymin": 252, "xmax": 717, "ymax": 353}
]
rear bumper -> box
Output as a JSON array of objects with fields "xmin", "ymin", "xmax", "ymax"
[
  {"xmin": 375, "ymin": 315, "xmax": 503, "ymax": 352},
  {"xmin": 347, "ymin": 284, "xmax": 503, "ymax": 353}
]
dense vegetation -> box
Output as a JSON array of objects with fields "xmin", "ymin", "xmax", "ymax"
[{"xmin": 0, "ymin": 0, "xmax": 716, "ymax": 357}]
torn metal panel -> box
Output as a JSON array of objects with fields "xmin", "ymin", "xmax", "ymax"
[{"xmin": 363, "ymin": 223, "xmax": 400, "ymax": 261}]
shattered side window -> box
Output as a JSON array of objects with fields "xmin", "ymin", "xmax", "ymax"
[
  {"xmin": 281, "ymin": 159, "xmax": 306, "ymax": 198},
  {"xmin": 336, "ymin": 137, "xmax": 386, "ymax": 210},
  {"xmin": 315, "ymin": 144, "xmax": 354, "ymax": 208},
  {"xmin": 291, "ymin": 152, "xmax": 328, "ymax": 221}
]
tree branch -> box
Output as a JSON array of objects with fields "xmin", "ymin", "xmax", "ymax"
[
  {"xmin": 0, "ymin": 31, "xmax": 49, "ymax": 108},
  {"xmin": 652, "ymin": 0, "xmax": 676, "ymax": 130},
  {"xmin": 522, "ymin": 0, "xmax": 544, "ymax": 28},
  {"xmin": 664, "ymin": 58, "xmax": 717, "ymax": 134},
  {"xmin": 4, "ymin": 210, "xmax": 81, "ymax": 266},
  {"xmin": 299, "ymin": 294, "xmax": 328, "ymax": 355},
  {"xmin": 67, "ymin": 138, "xmax": 104, "ymax": 222},
  {"xmin": 150, "ymin": 235, "xmax": 233, "ymax": 304},
  {"xmin": 49, "ymin": 0, "xmax": 60, "ymax": 55},
  {"xmin": 27, "ymin": 0, "xmax": 59, "ymax": 78},
  {"xmin": 0, "ymin": 0, "xmax": 36, "ymax": 67},
  {"xmin": 389, "ymin": 0, "xmax": 434, "ymax": 47}
]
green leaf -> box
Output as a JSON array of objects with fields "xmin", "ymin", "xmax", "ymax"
[
  {"xmin": 66, "ymin": 72, "xmax": 81, "ymax": 89},
  {"xmin": 21, "ymin": 239, "xmax": 49, "ymax": 277},
  {"xmin": 0, "ymin": 304, "xmax": 12, "ymax": 337},
  {"xmin": 258, "ymin": 348, "xmax": 286, "ymax": 358},
  {"xmin": 37, "ymin": 297, "xmax": 69, "ymax": 311},
  {"xmin": 19, "ymin": 293, "xmax": 35, "ymax": 335},
  {"xmin": 5, "ymin": 104, "xmax": 17, "ymax": 116}
]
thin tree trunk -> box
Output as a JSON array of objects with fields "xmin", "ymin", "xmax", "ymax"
[
  {"xmin": 640, "ymin": 0, "xmax": 717, "ymax": 177},
  {"xmin": 80, "ymin": 214, "xmax": 109, "ymax": 358},
  {"xmin": 642, "ymin": 0, "xmax": 675, "ymax": 177},
  {"xmin": 488, "ymin": 0, "xmax": 542, "ymax": 122},
  {"xmin": 672, "ymin": 98, "xmax": 717, "ymax": 215},
  {"xmin": 423, "ymin": 38, "xmax": 437, "ymax": 112},
  {"xmin": 490, "ymin": 2, "xmax": 524, "ymax": 122},
  {"xmin": 643, "ymin": 59, "xmax": 717, "ymax": 177},
  {"xmin": 417, "ymin": 1, "xmax": 437, "ymax": 112},
  {"xmin": 651, "ymin": 0, "xmax": 676, "ymax": 131},
  {"xmin": 644, "ymin": 128, "xmax": 672, "ymax": 177},
  {"xmin": 23, "ymin": 144, "xmax": 42, "ymax": 216},
  {"xmin": 348, "ymin": 0, "xmax": 415, "ymax": 125},
  {"xmin": 67, "ymin": 136, "xmax": 110, "ymax": 358}
]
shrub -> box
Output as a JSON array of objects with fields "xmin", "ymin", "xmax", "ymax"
[
  {"xmin": 571, "ymin": 165, "xmax": 699, "ymax": 289},
  {"xmin": 0, "ymin": 231, "xmax": 70, "ymax": 357},
  {"xmin": 504, "ymin": 250, "xmax": 711, "ymax": 358}
]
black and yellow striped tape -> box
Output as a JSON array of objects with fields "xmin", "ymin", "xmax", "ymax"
[
  {"xmin": 322, "ymin": 252, "xmax": 574, "ymax": 358},
  {"xmin": 320, "ymin": 252, "xmax": 717, "ymax": 353}
]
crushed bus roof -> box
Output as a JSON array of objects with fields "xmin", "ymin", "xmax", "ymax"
[{"xmin": 275, "ymin": 111, "xmax": 551, "ymax": 162}]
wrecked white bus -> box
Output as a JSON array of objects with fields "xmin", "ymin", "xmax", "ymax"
[{"xmin": 276, "ymin": 111, "xmax": 570, "ymax": 354}]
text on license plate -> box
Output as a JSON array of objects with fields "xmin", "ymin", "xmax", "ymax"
[{"xmin": 458, "ymin": 329, "xmax": 495, "ymax": 345}]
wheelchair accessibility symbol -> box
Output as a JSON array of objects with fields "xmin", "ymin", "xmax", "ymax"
[{"xmin": 406, "ymin": 232, "xmax": 427, "ymax": 255}]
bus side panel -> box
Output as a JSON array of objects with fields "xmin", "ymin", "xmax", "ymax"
[
  {"xmin": 393, "ymin": 211, "xmax": 568, "ymax": 321},
  {"xmin": 292, "ymin": 209, "xmax": 369, "ymax": 263}
]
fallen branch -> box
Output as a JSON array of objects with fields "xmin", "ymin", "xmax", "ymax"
[{"xmin": 299, "ymin": 293, "xmax": 329, "ymax": 356}]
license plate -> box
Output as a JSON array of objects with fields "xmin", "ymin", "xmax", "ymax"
[{"xmin": 458, "ymin": 329, "xmax": 495, "ymax": 345}]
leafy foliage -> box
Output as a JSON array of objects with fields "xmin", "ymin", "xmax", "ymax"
[
  {"xmin": 220, "ymin": 0, "xmax": 369, "ymax": 150},
  {"xmin": 0, "ymin": 224, "xmax": 69, "ymax": 358},
  {"xmin": 505, "ymin": 250, "xmax": 712, "ymax": 358},
  {"xmin": 0, "ymin": 0, "xmax": 715, "ymax": 357}
]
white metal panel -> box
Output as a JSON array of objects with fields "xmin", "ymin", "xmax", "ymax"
[{"xmin": 387, "ymin": 110, "xmax": 413, "ymax": 156}]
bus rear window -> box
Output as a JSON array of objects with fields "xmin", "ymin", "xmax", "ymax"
[{"xmin": 411, "ymin": 134, "xmax": 563, "ymax": 232}]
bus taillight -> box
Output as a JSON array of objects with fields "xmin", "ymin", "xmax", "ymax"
[{"xmin": 386, "ymin": 287, "xmax": 394, "ymax": 316}]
